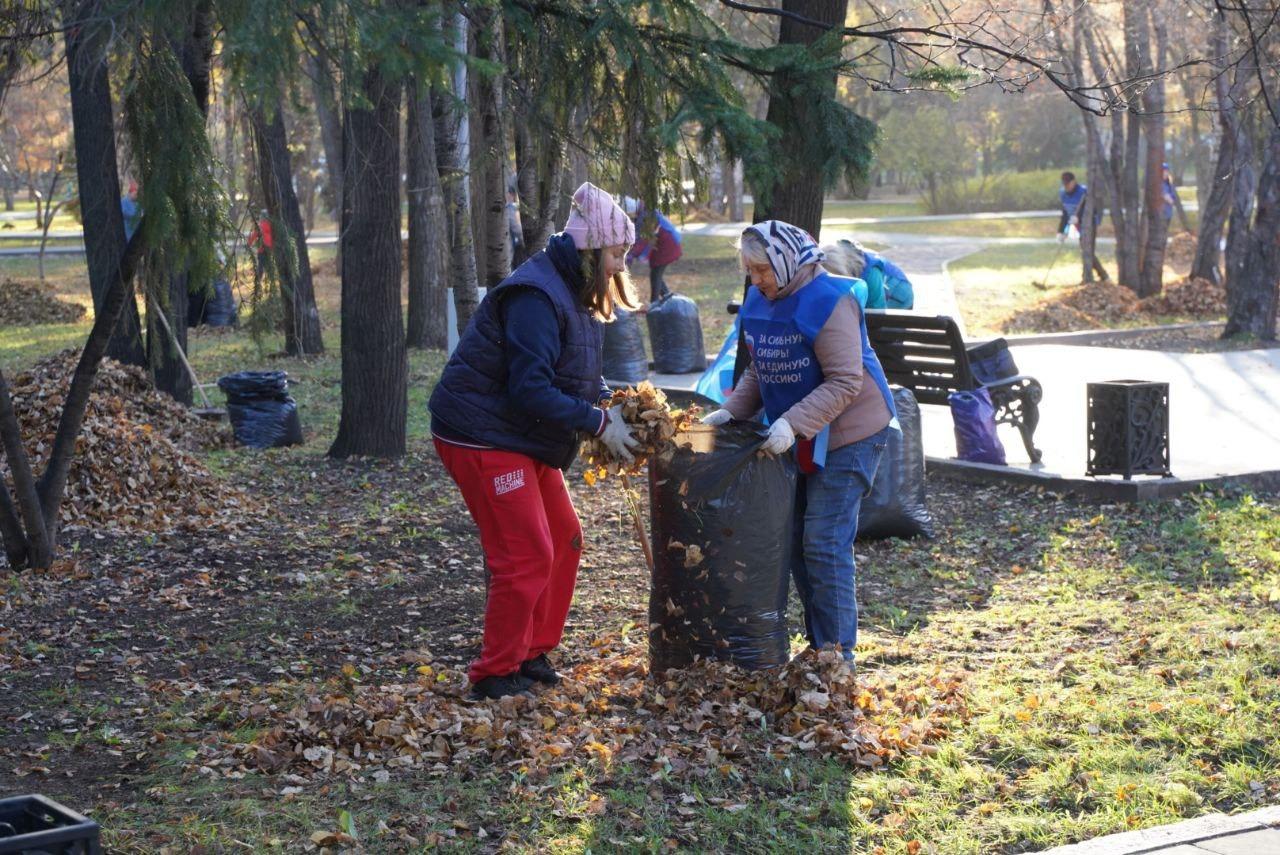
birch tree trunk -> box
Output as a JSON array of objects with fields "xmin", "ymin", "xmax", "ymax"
[
  {"xmin": 437, "ymin": 10, "xmax": 481, "ymax": 336},
  {"xmin": 473, "ymin": 9, "xmax": 511, "ymax": 288},
  {"xmin": 406, "ymin": 78, "xmax": 449, "ymax": 350}
]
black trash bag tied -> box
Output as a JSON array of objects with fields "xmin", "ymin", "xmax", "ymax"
[
  {"xmin": 646, "ymin": 293, "xmax": 705, "ymax": 374},
  {"xmin": 858, "ymin": 386, "xmax": 934, "ymax": 541},
  {"xmin": 217, "ymin": 370, "xmax": 304, "ymax": 449},
  {"xmin": 603, "ymin": 308, "xmax": 649, "ymax": 384}
]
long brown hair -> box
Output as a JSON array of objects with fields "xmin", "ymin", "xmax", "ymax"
[{"xmin": 578, "ymin": 248, "xmax": 638, "ymax": 321}]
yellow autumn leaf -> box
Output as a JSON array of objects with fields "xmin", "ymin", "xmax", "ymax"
[
  {"xmin": 1015, "ymin": 710, "xmax": 1032, "ymax": 722},
  {"xmin": 1024, "ymin": 695, "xmax": 1041, "ymax": 710},
  {"xmin": 976, "ymin": 802, "xmax": 999, "ymax": 816},
  {"xmin": 858, "ymin": 797, "xmax": 874, "ymax": 811}
]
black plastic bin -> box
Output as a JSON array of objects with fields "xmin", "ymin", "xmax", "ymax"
[{"xmin": 0, "ymin": 794, "xmax": 102, "ymax": 855}]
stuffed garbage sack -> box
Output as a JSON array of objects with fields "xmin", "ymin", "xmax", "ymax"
[
  {"xmin": 603, "ymin": 308, "xmax": 649, "ymax": 383},
  {"xmin": 217, "ymin": 370, "xmax": 304, "ymax": 449},
  {"xmin": 858, "ymin": 387, "xmax": 933, "ymax": 540},
  {"xmin": 646, "ymin": 293, "xmax": 705, "ymax": 374},
  {"xmin": 949, "ymin": 387, "xmax": 1006, "ymax": 465},
  {"xmin": 648, "ymin": 421, "xmax": 796, "ymax": 672}
]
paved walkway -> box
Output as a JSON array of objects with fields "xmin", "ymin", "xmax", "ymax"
[
  {"xmin": 916, "ymin": 343, "xmax": 1280, "ymax": 481},
  {"xmin": 1043, "ymin": 806, "xmax": 1280, "ymax": 854}
]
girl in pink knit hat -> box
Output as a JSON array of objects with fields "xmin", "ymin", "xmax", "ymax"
[{"xmin": 428, "ymin": 182, "xmax": 640, "ymax": 700}]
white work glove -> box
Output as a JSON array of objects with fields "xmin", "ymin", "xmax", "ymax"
[
  {"xmin": 761, "ymin": 417, "xmax": 796, "ymax": 456},
  {"xmin": 700, "ymin": 408, "xmax": 733, "ymax": 426},
  {"xmin": 600, "ymin": 405, "xmax": 640, "ymax": 463}
]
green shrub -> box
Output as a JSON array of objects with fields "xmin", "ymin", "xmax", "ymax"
[{"xmin": 926, "ymin": 168, "xmax": 1082, "ymax": 215}]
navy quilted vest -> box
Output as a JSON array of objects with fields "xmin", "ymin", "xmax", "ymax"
[{"xmin": 428, "ymin": 251, "xmax": 604, "ymax": 469}]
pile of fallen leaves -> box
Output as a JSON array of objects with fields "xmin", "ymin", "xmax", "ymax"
[
  {"xmin": 1002, "ymin": 277, "xmax": 1228, "ymax": 333},
  {"xmin": 1002, "ymin": 303, "xmax": 1099, "ymax": 334},
  {"xmin": 197, "ymin": 635, "xmax": 967, "ymax": 787},
  {"xmin": 1058, "ymin": 281, "xmax": 1141, "ymax": 322},
  {"xmin": 4, "ymin": 350, "xmax": 249, "ymax": 531},
  {"xmin": 0, "ymin": 279, "xmax": 86, "ymax": 326},
  {"xmin": 1164, "ymin": 231, "xmax": 1198, "ymax": 271},
  {"xmin": 1137, "ymin": 276, "xmax": 1226, "ymax": 317},
  {"xmin": 581, "ymin": 381, "xmax": 697, "ymax": 481}
]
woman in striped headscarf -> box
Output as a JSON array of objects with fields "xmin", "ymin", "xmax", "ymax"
[{"xmin": 701, "ymin": 220, "xmax": 898, "ymax": 666}]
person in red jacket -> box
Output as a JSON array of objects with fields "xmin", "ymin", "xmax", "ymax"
[
  {"xmin": 248, "ymin": 209, "xmax": 274, "ymax": 280},
  {"xmin": 625, "ymin": 199, "xmax": 684, "ymax": 306}
]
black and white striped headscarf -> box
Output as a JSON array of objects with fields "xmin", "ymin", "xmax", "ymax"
[{"xmin": 744, "ymin": 220, "xmax": 826, "ymax": 291}]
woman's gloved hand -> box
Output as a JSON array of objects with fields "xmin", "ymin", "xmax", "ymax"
[
  {"xmin": 600, "ymin": 405, "xmax": 641, "ymax": 462},
  {"xmin": 761, "ymin": 417, "xmax": 795, "ymax": 456},
  {"xmin": 700, "ymin": 408, "xmax": 732, "ymax": 426}
]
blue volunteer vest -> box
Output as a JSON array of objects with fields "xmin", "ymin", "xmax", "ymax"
[{"xmin": 740, "ymin": 272, "xmax": 897, "ymax": 471}]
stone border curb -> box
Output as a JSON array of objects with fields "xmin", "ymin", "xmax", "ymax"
[{"xmin": 1040, "ymin": 806, "xmax": 1280, "ymax": 854}]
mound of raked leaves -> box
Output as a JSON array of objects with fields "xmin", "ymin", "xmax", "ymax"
[
  {"xmin": 195, "ymin": 634, "xmax": 967, "ymax": 788},
  {"xmin": 4, "ymin": 350, "xmax": 248, "ymax": 532}
]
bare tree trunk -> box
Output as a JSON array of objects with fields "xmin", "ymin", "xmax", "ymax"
[
  {"xmin": 473, "ymin": 10, "xmax": 511, "ymax": 288},
  {"xmin": 63, "ymin": 0, "xmax": 146, "ymax": 367},
  {"xmin": 250, "ymin": 101, "xmax": 325, "ymax": 356},
  {"xmin": 752, "ymin": 0, "xmax": 849, "ymax": 237},
  {"xmin": 1137, "ymin": 7, "xmax": 1169, "ymax": 299},
  {"xmin": 406, "ymin": 78, "xmax": 448, "ymax": 350},
  {"xmin": 329, "ymin": 67, "xmax": 407, "ymax": 458},
  {"xmin": 1192, "ymin": 21, "xmax": 1240, "ymax": 285},
  {"xmin": 708, "ymin": 144, "xmax": 726, "ymax": 215},
  {"xmin": 727, "ymin": 159, "xmax": 745, "ymax": 221},
  {"xmin": 1117, "ymin": 0, "xmax": 1145, "ymax": 291},
  {"xmin": 1224, "ymin": 125, "xmax": 1280, "ymax": 339},
  {"xmin": 437, "ymin": 10, "xmax": 481, "ymax": 336},
  {"xmin": 0, "ymin": 369, "xmax": 50, "ymax": 569},
  {"xmin": 513, "ymin": 105, "xmax": 567, "ymax": 256},
  {"xmin": 309, "ymin": 52, "xmax": 343, "ymax": 223},
  {"xmin": 149, "ymin": 0, "xmax": 215, "ymax": 406}
]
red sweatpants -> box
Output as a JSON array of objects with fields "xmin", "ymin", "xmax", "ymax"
[{"xmin": 433, "ymin": 439, "xmax": 583, "ymax": 683}]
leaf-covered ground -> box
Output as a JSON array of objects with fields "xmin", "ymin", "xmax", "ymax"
[
  {"xmin": 1, "ymin": 250, "xmax": 1277, "ymax": 853},
  {"xmin": 2, "ymin": 412, "xmax": 1277, "ymax": 852}
]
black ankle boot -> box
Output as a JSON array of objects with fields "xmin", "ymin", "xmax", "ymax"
[
  {"xmin": 470, "ymin": 671, "xmax": 535, "ymax": 700},
  {"xmin": 520, "ymin": 653, "xmax": 561, "ymax": 686}
]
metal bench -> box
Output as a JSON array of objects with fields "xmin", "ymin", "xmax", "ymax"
[{"xmin": 864, "ymin": 311, "xmax": 1043, "ymax": 463}]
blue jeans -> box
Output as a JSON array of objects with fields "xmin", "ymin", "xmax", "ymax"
[{"xmin": 790, "ymin": 426, "xmax": 890, "ymax": 660}]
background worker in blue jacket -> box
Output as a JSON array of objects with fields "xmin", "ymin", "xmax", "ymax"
[{"xmin": 1058, "ymin": 171, "xmax": 1110, "ymax": 282}]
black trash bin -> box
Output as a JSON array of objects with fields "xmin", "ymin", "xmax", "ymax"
[
  {"xmin": 217, "ymin": 370, "xmax": 304, "ymax": 449},
  {"xmin": 648, "ymin": 421, "xmax": 796, "ymax": 672},
  {"xmin": 0, "ymin": 794, "xmax": 102, "ymax": 855},
  {"xmin": 645, "ymin": 293, "xmax": 705, "ymax": 374}
]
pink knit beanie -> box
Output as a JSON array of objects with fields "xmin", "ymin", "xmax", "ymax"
[{"xmin": 563, "ymin": 182, "xmax": 635, "ymax": 250}]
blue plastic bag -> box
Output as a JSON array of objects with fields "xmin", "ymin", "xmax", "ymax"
[{"xmin": 948, "ymin": 387, "xmax": 1006, "ymax": 465}]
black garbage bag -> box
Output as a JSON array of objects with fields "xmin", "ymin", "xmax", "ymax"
[
  {"xmin": 603, "ymin": 308, "xmax": 649, "ymax": 383},
  {"xmin": 646, "ymin": 293, "xmax": 705, "ymax": 374},
  {"xmin": 188, "ymin": 278, "xmax": 238, "ymax": 328},
  {"xmin": 648, "ymin": 421, "xmax": 796, "ymax": 672},
  {"xmin": 858, "ymin": 387, "xmax": 933, "ymax": 540},
  {"xmin": 217, "ymin": 370, "xmax": 303, "ymax": 448}
]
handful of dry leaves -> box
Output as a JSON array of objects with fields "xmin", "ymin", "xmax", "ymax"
[{"xmin": 581, "ymin": 381, "xmax": 697, "ymax": 481}]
